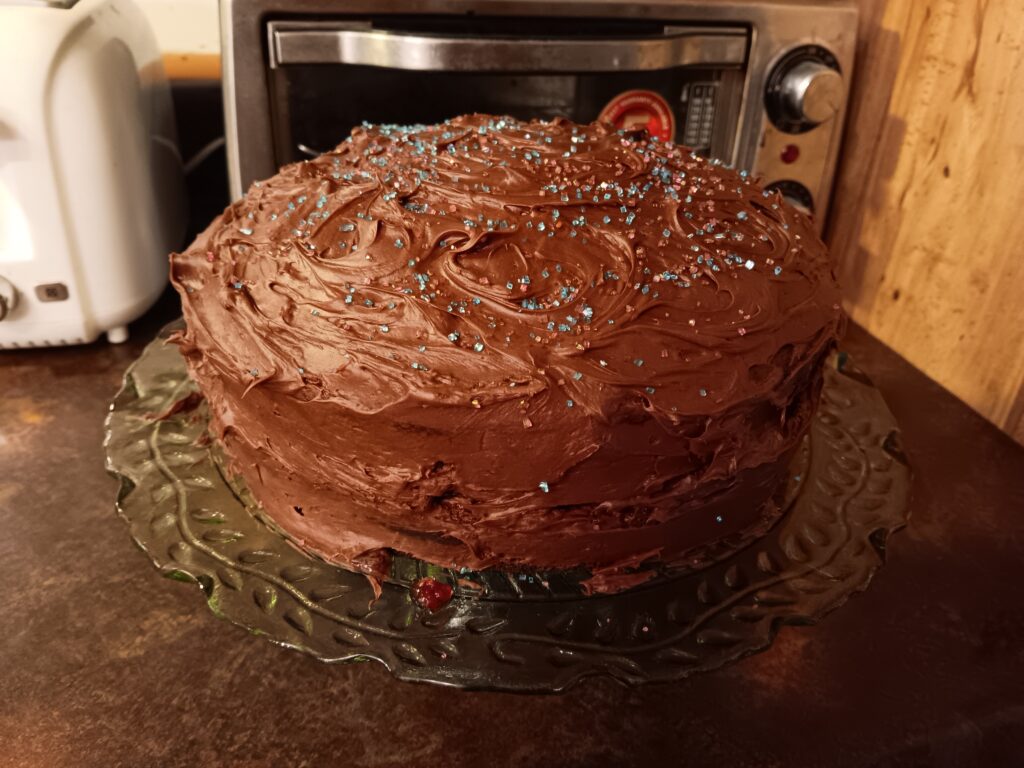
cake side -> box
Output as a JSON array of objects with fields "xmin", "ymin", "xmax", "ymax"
[{"xmin": 170, "ymin": 115, "xmax": 843, "ymax": 592}]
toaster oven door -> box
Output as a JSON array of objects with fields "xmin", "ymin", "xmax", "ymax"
[{"xmin": 265, "ymin": 20, "xmax": 747, "ymax": 169}]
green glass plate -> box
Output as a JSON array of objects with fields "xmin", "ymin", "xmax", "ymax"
[{"xmin": 105, "ymin": 321, "xmax": 910, "ymax": 692}]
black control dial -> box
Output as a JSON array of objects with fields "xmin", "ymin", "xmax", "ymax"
[{"xmin": 765, "ymin": 46, "xmax": 843, "ymax": 134}]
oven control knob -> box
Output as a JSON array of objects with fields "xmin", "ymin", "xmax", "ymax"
[
  {"xmin": 766, "ymin": 47, "xmax": 843, "ymax": 133},
  {"xmin": 0, "ymin": 276, "xmax": 17, "ymax": 321},
  {"xmin": 780, "ymin": 61, "xmax": 843, "ymax": 125}
]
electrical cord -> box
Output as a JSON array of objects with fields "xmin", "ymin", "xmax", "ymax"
[{"xmin": 182, "ymin": 136, "xmax": 226, "ymax": 176}]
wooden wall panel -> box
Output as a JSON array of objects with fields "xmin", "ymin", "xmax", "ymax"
[{"xmin": 828, "ymin": 0, "xmax": 1024, "ymax": 443}]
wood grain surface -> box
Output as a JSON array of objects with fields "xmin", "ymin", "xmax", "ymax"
[{"xmin": 828, "ymin": 0, "xmax": 1024, "ymax": 443}]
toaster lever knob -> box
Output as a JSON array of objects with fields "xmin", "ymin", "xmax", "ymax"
[{"xmin": 0, "ymin": 276, "xmax": 17, "ymax": 322}]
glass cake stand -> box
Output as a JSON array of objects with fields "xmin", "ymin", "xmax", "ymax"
[{"xmin": 104, "ymin": 321, "xmax": 911, "ymax": 692}]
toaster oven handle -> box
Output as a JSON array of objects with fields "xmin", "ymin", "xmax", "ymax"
[{"xmin": 269, "ymin": 24, "xmax": 747, "ymax": 71}]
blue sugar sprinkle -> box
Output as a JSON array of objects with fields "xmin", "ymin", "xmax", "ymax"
[
  {"xmin": 538, "ymin": 481, "xmax": 550, "ymax": 493},
  {"xmin": 573, "ymin": 371, "xmax": 583, "ymax": 381},
  {"xmin": 774, "ymin": 266, "xmax": 783, "ymax": 276},
  {"xmin": 737, "ymin": 211, "xmax": 748, "ymax": 221},
  {"xmin": 232, "ymin": 281, "xmax": 243, "ymax": 290},
  {"xmin": 715, "ymin": 515, "xmax": 724, "ymax": 523},
  {"xmin": 448, "ymin": 331, "xmax": 460, "ymax": 342},
  {"xmin": 625, "ymin": 212, "xmax": 636, "ymax": 225},
  {"xmin": 379, "ymin": 324, "xmax": 389, "ymax": 333},
  {"xmin": 634, "ymin": 359, "xmax": 644, "ymax": 367},
  {"xmin": 662, "ymin": 228, "xmax": 671, "ymax": 238},
  {"xmin": 745, "ymin": 259, "xmax": 755, "ymax": 270},
  {"xmin": 566, "ymin": 399, "xmax": 574, "ymax": 408},
  {"xmin": 394, "ymin": 238, "xmax": 405, "ymax": 248},
  {"xmin": 645, "ymin": 387, "xmax": 656, "ymax": 394},
  {"xmin": 699, "ymin": 388, "xmax": 708, "ymax": 397},
  {"xmin": 239, "ymin": 227, "xmax": 253, "ymax": 236},
  {"xmin": 473, "ymin": 342, "xmax": 485, "ymax": 352}
]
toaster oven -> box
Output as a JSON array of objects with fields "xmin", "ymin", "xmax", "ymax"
[{"xmin": 222, "ymin": 0, "xmax": 856, "ymax": 228}]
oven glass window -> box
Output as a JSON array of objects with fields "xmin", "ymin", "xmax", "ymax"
[{"xmin": 269, "ymin": 65, "xmax": 742, "ymax": 167}]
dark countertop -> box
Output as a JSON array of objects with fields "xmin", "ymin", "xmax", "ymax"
[{"xmin": 2, "ymin": 292, "xmax": 1023, "ymax": 768}]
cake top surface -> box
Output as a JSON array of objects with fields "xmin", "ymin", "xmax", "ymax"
[{"xmin": 173, "ymin": 114, "xmax": 841, "ymax": 419}]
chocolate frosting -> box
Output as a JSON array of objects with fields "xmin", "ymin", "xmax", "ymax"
[{"xmin": 170, "ymin": 115, "xmax": 843, "ymax": 593}]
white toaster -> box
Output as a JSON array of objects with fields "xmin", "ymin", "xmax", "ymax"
[{"xmin": 0, "ymin": 0, "xmax": 185, "ymax": 347}]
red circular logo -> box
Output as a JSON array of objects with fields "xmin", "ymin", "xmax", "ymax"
[{"xmin": 598, "ymin": 90, "xmax": 676, "ymax": 143}]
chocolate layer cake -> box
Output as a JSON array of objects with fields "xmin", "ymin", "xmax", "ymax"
[{"xmin": 170, "ymin": 115, "xmax": 843, "ymax": 593}]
